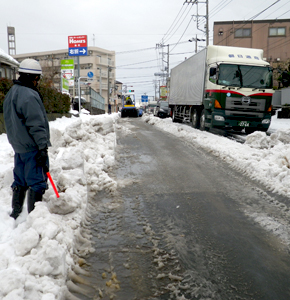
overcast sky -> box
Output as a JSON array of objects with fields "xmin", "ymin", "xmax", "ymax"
[{"xmin": 1, "ymin": 0, "xmax": 290, "ymax": 99}]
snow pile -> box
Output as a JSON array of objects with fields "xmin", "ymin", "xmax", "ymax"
[
  {"xmin": 142, "ymin": 113, "xmax": 290, "ymax": 198},
  {"xmin": 0, "ymin": 113, "xmax": 118, "ymax": 300}
]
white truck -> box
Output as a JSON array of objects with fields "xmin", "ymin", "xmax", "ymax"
[{"xmin": 168, "ymin": 45, "xmax": 274, "ymax": 134}]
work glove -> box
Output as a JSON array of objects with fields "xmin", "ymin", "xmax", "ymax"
[{"xmin": 35, "ymin": 148, "xmax": 49, "ymax": 172}]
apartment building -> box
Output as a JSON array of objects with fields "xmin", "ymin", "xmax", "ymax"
[
  {"xmin": 213, "ymin": 19, "xmax": 290, "ymax": 68},
  {"xmin": 13, "ymin": 46, "xmax": 121, "ymax": 113}
]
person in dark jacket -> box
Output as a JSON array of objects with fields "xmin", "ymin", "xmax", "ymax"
[{"xmin": 3, "ymin": 58, "xmax": 51, "ymax": 219}]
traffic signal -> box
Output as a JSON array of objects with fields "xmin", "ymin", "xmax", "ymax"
[{"xmin": 129, "ymin": 90, "xmax": 134, "ymax": 92}]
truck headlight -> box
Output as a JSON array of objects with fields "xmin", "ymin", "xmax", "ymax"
[
  {"xmin": 262, "ymin": 119, "xmax": 271, "ymax": 124},
  {"xmin": 214, "ymin": 115, "xmax": 225, "ymax": 121}
]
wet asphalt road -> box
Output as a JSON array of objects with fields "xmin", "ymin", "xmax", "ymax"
[{"xmin": 73, "ymin": 117, "xmax": 290, "ymax": 300}]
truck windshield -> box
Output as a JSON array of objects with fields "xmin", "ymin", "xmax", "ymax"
[
  {"xmin": 159, "ymin": 102, "xmax": 168, "ymax": 108},
  {"xmin": 217, "ymin": 64, "xmax": 273, "ymax": 89}
]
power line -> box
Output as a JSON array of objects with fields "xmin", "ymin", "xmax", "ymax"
[
  {"xmin": 117, "ymin": 75, "xmax": 154, "ymax": 79},
  {"xmin": 116, "ymin": 40, "xmax": 190, "ymax": 56},
  {"xmin": 276, "ymin": 7, "xmax": 290, "ymax": 18},
  {"xmin": 249, "ymin": 0, "xmax": 281, "ymax": 20},
  {"xmin": 198, "ymin": 0, "xmax": 233, "ymax": 26},
  {"xmin": 117, "ymin": 59, "xmax": 158, "ymax": 68},
  {"xmin": 170, "ymin": 51, "xmax": 195, "ymax": 55},
  {"xmin": 163, "ymin": 4, "xmax": 194, "ymax": 44},
  {"xmin": 210, "ymin": 0, "xmax": 233, "ymax": 16},
  {"xmin": 215, "ymin": 0, "xmax": 282, "ymax": 46},
  {"xmin": 117, "ymin": 65, "xmax": 160, "ymax": 70},
  {"xmin": 262, "ymin": 0, "xmax": 290, "ymax": 18},
  {"xmin": 267, "ymin": 36, "xmax": 290, "ymax": 53},
  {"xmin": 170, "ymin": 16, "xmax": 194, "ymax": 52},
  {"xmin": 116, "ymin": 46, "xmax": 156, "ymax": 54},
  {"xmin": 122, "ymin": 80, "xmax": 155, "ymax": 84},
  {"xmin": 160, "ymin": 4, "xmax": 189, "ymax": 44}
]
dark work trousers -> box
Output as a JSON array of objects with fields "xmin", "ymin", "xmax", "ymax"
[{"xmin": 12, "ymin": 150, "xmax": 48, "ymax": 194}]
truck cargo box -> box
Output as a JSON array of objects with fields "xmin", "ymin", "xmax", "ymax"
[{"xmin": 169, "ymin": 48, "xmax": 207, "ymax": 106}]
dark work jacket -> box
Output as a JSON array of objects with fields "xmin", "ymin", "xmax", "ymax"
[{"xmin": 3, "ymin": 80, "xmax": 51, "ymax": 153}]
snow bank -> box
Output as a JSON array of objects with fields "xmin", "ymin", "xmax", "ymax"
[
  {"xmin": 142, "ymin": 113, "xmax": 290, "ymax": 198},
  {"xmin": 0, "ymin": 113, "xmax": 119, "ymax": 300}
]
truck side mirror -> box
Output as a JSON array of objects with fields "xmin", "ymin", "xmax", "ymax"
[
  {"xmin": 209, "ymin": 67, "xmax": 217, "ymax": 82},
  {"xmin": 210, "ymin": 67, "xmax": 216, "ymax": 77}
]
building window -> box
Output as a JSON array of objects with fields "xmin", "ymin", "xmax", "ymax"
[
  {"xmin": 235, "ymin": 28, "xmax": 251, "ymax": 38},
  {"xmin": 269, "ymin": 27, "xmax": 286, "ymax": 36}
]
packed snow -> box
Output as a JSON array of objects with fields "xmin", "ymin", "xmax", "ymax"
[{"xmin": 0, "ymin": 110, "xmax": 290, "ymax": 299}]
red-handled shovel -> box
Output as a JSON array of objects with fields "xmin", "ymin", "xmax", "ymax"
[{"xmin": 46, "ymin": 172, "xmax": 60, "ymax": 198}]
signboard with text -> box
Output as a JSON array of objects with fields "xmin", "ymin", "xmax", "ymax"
[
  {"xmin": 61, "ymin": 59, "xmax": 74, "ymax": 87},
  {"xmin": 68, "ymin": 35, "xmax": 88, "ymax": 56},
  {"xmin": 160, "ymin": 86, "xmax": 168, "ymax": 99}
]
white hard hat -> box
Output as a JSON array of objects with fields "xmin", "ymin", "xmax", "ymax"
[{"xmin": 18, "ymin": 59, "xmax": 42, "ymax": 75}]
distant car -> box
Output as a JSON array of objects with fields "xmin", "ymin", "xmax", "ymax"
[
  {"xmin": 154, "ymin": 101, "xmax": 170, "ymax": 118},
  {"xmin": 138, "ymin": 108, "xmax": 144, "ymax": 117}
]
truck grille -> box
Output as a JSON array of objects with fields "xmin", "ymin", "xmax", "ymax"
[{"xmin": 225, "ymin": 96, "xmax": 266, "ymax": 118}]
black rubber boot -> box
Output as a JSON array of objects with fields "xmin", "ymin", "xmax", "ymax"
[
  {"xmin": 10, "ymin": 186, "xmax": 26, "ymax": 219},
  {"xmin": 27, "ymin": 188, "xmax": 43, "ymax": 213}
]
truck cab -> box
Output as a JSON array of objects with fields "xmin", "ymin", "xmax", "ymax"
[{"xmin": 203, "ymin": 48, "xmax": 273, "ymax": 133}]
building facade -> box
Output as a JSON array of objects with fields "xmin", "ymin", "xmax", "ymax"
[
  {"xmin": 13, "ymin": 47, "xmax": 121, "ymax": 113},
  {"xmin": 213, "ymin": 19, "xmax": 290, "ymax": 81}
]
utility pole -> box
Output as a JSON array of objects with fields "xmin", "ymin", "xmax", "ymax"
[
  {"xmin": 155, "ymin": 43, "xmax": 169, "ymax": 86},
  {"xmin": 184, "ymin": 0, "xmax": 209, "ymax": 46},
  {"xmin": 167, "ymin": 44, "xmax": 170, "ymax": 78},
  {"xmin": 206, "ymin": 0, "xmax": 209, "ymax": 46},
  {"xmin": 155, "ymin": 43, "xmax": 170, "ymax": 100}
]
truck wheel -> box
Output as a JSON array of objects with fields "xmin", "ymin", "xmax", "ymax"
[
  {"xmin": 199, "ymin": 110, "xmax": 209, "ymax": 131},
  {"xmin": 172, "ymin": 108, "xmax": 178, "ymax": 123},
  {"xmin": 191, "ymin": 109, "xmax": 200, "ymax": 129},
  {"xmin": 245, "ymin": 127, "xmax": 256, "ymax": 134}
]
